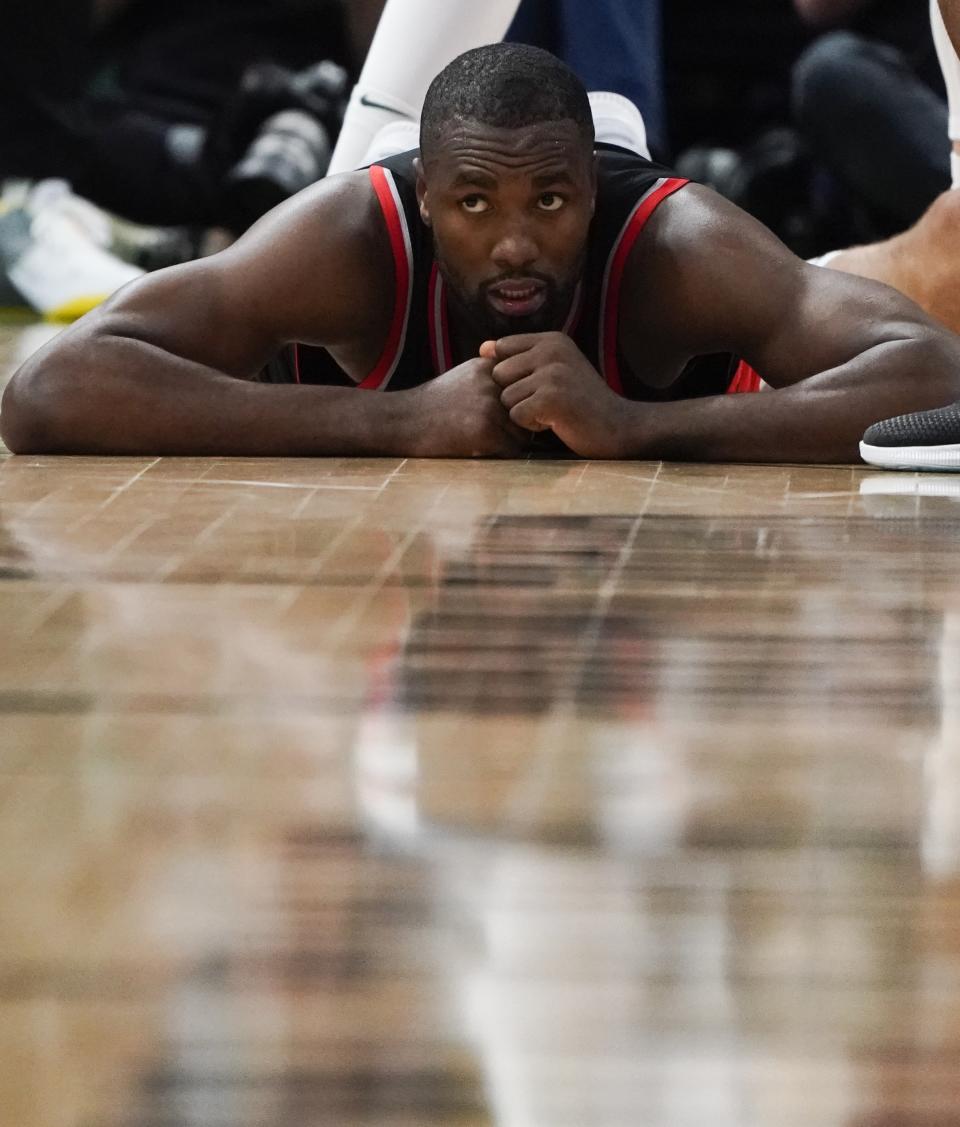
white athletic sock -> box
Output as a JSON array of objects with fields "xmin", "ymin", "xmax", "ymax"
[
  {"xmin": 932, "ymin": 0, "xmax": 960, "ymax": 186},
  {"xmin": 807, "ymin": 249, "xmax": 844, "ymax": 269},
  {"xmin": 361, "ymin": 121, "xmax": 421, "ymax": 166},
  {"xmin": 589, "ymin": 91, "xmax": 650, "ymax": 158},
  {"xmin": 328, "ymin": 0, "xmax": 522, "ymax": 175}
]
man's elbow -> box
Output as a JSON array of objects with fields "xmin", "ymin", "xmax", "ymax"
[
  {"xmin": 0, "ymin": 361, "xmax": 65, "ymax": 454},
  {"xmin": 869, "ymin": 324, "xmax": 960, "ymax": 415},
  {"xmin": 2, "ymin": 365, "xmax": 49, "ymax": 448},
  {"xmin": 915, "ymin": 326, "xmax": 960, "ymax": 404}
]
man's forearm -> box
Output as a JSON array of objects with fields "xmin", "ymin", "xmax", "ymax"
[
  {"xmin": 0, "ymin": 334, "xmax": 414, "ymax": 457},
  {"xmin": 616, "ymin": 337, "xmax": 960, "ymax": 464}
]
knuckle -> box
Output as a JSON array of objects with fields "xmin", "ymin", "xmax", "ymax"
[{"xmin": 542, "ymin": 367, "xmax": 564, "ymax": 392}]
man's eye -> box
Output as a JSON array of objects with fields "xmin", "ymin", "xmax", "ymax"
[
  {"xmin": 538, "ymin": 193, "xmax": 565, "ymax": 212},
  {"xmin": 461, "ymin": 195, "xmax": 490, "ymax": 213}
]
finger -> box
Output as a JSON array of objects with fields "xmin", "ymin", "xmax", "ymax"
[
  {"xmin": 490, "ymin": 332, "xmax": 550, "ymax": 361},
  {"xmin": 490, "ymin": 353, "xmax": 538, "ymax": 387},
  {"xmin": 499, "ymin": 373, "xmax": 539, "ymax": 411},
  {"xmin": 509, "ymin": 391, "xmax": 551, "ymax": 432},
  {"xmin": 478, "ymin": 340, "xmax": 498, "ymax": 360},
  {"xmin": 489, "ymin": 392, "xmax": 533, "ymax": 443}
]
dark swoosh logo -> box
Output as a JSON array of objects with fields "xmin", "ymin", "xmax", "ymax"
[{"xmin": 359, "ymin": 94, "xmax": 410, "ymax": 117}]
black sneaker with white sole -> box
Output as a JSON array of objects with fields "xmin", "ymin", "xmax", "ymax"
[{"xmin": 860, "ymin": 403, "xmax": 960, "ymax": 470}]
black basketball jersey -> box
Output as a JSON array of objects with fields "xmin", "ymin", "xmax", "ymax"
[{"xmin": 268, "ymin": 145, "xmax": 761, "ymax": 398}]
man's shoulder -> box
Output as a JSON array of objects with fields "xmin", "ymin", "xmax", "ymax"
[
  {"xmin": 219, "ymin": 166, "xmax": 396, "ymax": 350},
  {"xmin": 244, "ymin": 167, "xmax": 396, "ymax": 293},
  {"xmin": 282, "ymin": 168, "xmax": 386, "ymax": 244},
  {"xmin": 629, "ymin": 180, "xmax": 781, "ymax": 264}
]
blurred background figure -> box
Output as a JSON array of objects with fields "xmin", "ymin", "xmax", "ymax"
[
  {"xmin": 792, "ymin": 0, "xmax": 949, "ymax": 243},
  {"xmin": 665, "ymin": 0, "xmax": 819, "ymax": 253},
  {"xmin": 3, "ymin": 0, "xmax": 953, "ymax": 323},
  {"xmin": 326, "ymin": 0, "xmax": 665, "ymax": 173},
  {"xmin": 3, "ymin": 0, "xmax": 673, "ymax": 318},
  {"xmin": 802, "ymin": 0, "xmax": 960, "ymax": 340},
  {"xmin": 665, "ymin": 0, "xmax": 947, "ymax": 257},
  {"xmin": 0, "ymin": 0, "xmax": 359, "ymax": 318},
  {"xmin": 1, "ymin": 0, "xmax": 355, "ymax": 233}
]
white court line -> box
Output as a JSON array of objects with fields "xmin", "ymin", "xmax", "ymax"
[{"xmin": 196, "ymin": 478, "xmax": 385, "ymax": 491}]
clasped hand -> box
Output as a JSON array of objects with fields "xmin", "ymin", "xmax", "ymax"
[
  {"xmin": 480, "ymin": 332, "xmax": 628, "ymax": 458},
  {"xmin": 405, "ymin": 332, "xmax": 628, "ymax": 458}
]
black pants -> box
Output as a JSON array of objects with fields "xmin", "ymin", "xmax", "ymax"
[
  {"xmin": 0, "ymin": 0, "xmax": 347, "ymax": 225},
  {"xmin": 793, "ymin": 30, "xmax": 950, "ymax": 235}
]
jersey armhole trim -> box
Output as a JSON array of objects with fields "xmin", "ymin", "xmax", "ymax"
[
  {"xmin": 429, "ymin": 264, "xmax": 452, "ymax": 375},
  {"xmin": 599, "ymin": 176, "xmax": 689, "ymax": 395},
  {"xmin": 727, "ymin": 358, "xmax": 764, "ymax": 394},
  {"xmin": 359, "ymin": 165, "xmax": 414, "ymax": 391}
]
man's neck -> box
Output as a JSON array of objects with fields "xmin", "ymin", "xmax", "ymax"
[
  {"xmin": 447, "ymin": 315, "xmax": 487, "ymax": 368},
  {"xmin": 445, "ymin": 284, "xmax": 583, "ymax": 367}
]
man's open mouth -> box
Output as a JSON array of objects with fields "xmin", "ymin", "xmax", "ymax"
[{"xmin": 486, "ymin": 280, "xmax": 548, "ymax": 318}]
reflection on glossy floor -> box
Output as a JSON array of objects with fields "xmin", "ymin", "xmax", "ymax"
[{"xmin": 5, "ymin": 320, "xmax": 960, "ymax": 1126}]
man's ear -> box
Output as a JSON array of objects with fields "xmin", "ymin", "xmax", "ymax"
[
  {"xmin": 590, "ymin": 151, "xmax": 599, "ymax": 216},
  {"xmin": 414, "ymin": 157, "xmax": 431, "ymax": 226}
]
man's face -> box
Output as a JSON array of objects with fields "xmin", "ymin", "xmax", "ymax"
[{"xmin": 416, "ymin": 119, "xmax": 597, "ymax": 339}]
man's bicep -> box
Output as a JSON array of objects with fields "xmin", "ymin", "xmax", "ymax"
[
  {"xmin": 755, "ymin": 266, "xmax": 937, "ymax": 387},
  {"xmin": 628, "ymin": 186, "xmax": 810, "ymax": 369},
  {"xmin": 686, "ymin": 191, "xmax": 938, "ymax": 388},
  {"xmin": 91, "ymin": 258, "xmax": 281, "ymax": 379},
  {"xmin": 633, "ymin": 187, "xmax": 925, "ymax": 388},
  {"xmin": 219, "ymin": 175, "xmax": 388, "ymax": 349}
]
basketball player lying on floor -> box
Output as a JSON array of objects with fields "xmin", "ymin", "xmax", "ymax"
[{"xmin": 4, "ymin": 43, "xmax": 960, "ymax": 465}]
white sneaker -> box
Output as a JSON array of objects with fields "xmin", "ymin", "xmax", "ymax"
[{"xmin": 0, "ymin": 180, "xmax": 143, "ymax": 322}]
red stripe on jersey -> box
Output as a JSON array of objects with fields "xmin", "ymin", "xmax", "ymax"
[
  {"xmin": 727, "ymin": 359, "xmax": 763, "ymax": 394},
  {"xmin": 439, "ymin": 282, "xmax": 451, "ymax": 373},
  {"xmin": 428, "ymin": 264, "xmax": 453, "ymax": 375},
  {"xmin": 602, "ymin": 177, "xmax": 688, "ymax": 395},
  {"xmin": 429, "ymin": 265, "xmax": 442, "ymax": 375},
  {"xmin": 360, "ymin": 165, "xmax": 412, "ymax": 390},
  {"xmin": 563, "ymin": 281, "xmax": 585, "ymax": 337}
]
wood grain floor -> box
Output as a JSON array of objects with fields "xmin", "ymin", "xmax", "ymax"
[{"xmin": 3, "ymin": 320, "xmax": 960, "ymax": 1126}]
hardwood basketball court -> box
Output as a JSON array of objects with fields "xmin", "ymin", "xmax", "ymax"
[{"xmin": 3, "ymin": 320, "xmax": 960, "ymax": 1126}]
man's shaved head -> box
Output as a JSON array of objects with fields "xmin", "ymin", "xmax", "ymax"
[{"xmin": 419, "ymin": 43, "xmax": 594, "ymax": 163}]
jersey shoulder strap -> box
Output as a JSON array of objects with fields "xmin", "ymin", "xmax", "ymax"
[
  {"xmin": 580, "ymin": 146, "xmax": 690, "ymax": 395},
  {"xmin": 358, "ymin": 150, "xmax": 441, "ymax": 390}
]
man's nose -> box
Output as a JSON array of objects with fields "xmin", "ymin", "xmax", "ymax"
[{"xmin": 490, "ymin": 218, "xmax": 539, "ymax": 272}]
